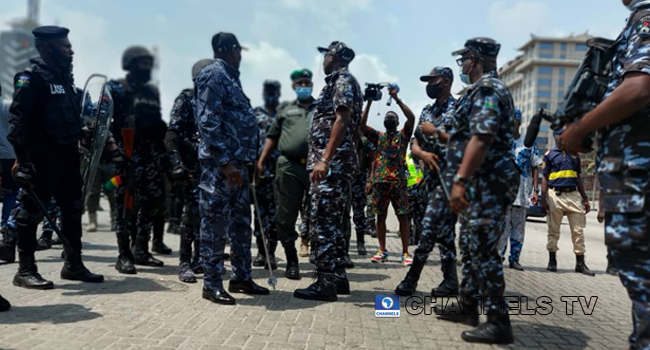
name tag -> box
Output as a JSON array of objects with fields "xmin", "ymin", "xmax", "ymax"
[{"xmin": 50, "ymin": 84, "xmax": 65, "ymax": 95}]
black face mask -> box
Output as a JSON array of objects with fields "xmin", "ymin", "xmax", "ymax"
[
  {"xmin": 426, "ymin": 83, "xmax": 444, "ymax": 99},
  {"xmin": 384, "ymin": 119, "xmax": 398, "ymax": 130},
  {"xmin": 132, "ymin": 68, "xmax": 152, "ymax": 83}
]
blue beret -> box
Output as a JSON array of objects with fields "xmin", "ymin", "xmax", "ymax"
[{"xmin": 32, "ymin": 26, "xmax": 69, "ymax": 40}]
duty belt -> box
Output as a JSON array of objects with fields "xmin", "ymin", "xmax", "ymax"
[
  {"xmin": 283, "ymin": 153, "xmax": 307, "ymax": 165},
  {"xmin": 551, "ymin": 186, "xmax": 577, "ymax": 195}
]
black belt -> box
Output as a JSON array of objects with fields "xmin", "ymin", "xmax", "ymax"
[
  {"xmin": 550, "ymin": 186, "xmax": 577, "ymax": 193},
  {"xmin": 282, "ymin": 153, "xmax": 307, "ymax": 165}
]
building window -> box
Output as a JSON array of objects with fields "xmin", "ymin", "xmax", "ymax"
[
  {"xmin": 538, "ymin": 78, "xmax": 552, "ymax": 86},
  {"xmin": 560, "ymin": 54, "xmax": 566, "ymax": 59},
  {"xmin": 538, "ymin": 66, "xmax": 553, "ymax": 75},
  {"xmin": 540, "ymin": 125, "xmax": 549, "ymax": 132},
  {"xmin": 561, "ymin": 43, "xmax": 567, "ymax": 51},
  {"xmin": 538, "ymin": 102, "xmax": 549, "ymax": 109},
  {"xmin": 558, "ymin": 79, "xmax": 565, "ymax": 87},
  {"xmin": 539, "ymin": 52, "xmax": 554, "ymax": 59},
  {"xmin": 559, "ymin": 67, "xmax": 566, "ymax": 76},
  {"xmin": 558, "ymin": 91, "xmax": 565, "ymax": 99},
  {"xmin": 540, "ymin": 42, "xmax": 554, "ymax": 50},
  {"xmin": 537, "ymin": 137, "xmax": 549, "ymax": 146},
  {"xmin": 538, "ymin": 90, "xmax": 552, "ymax": 98},
  {"xmin": 576, "ymin": 44, "xmax": 588, "ymax": 51}
]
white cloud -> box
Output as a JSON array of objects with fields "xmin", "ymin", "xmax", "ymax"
[
  {"xmin": 251, "ymin": 10, "xmax": 299, "ymax": 42},
  {"xmin": 387, "ymin": 13, "xmax": 400, "ymax": 27},
  {"xmin": 488, "ymin": 1, "xmax": 549, "ymax": 38},
  {"xmin": 277, "ymin": 0, "xmax": 372, "ymax": 38}
]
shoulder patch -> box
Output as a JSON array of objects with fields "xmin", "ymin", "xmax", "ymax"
[
  {"xmin": 636, "ymin": 15, "xmax": 650, "ymax": 36},
  {"xmin": 16, "ymin": 75, "xmax": 30, "ymax": 88},
  {"xmin": 483, "ymin": 94, "xmax": 498, "ymax": 111},
  {"xmin": 335, "ymin": 77, "xmax": 351, "ymax": 93}
]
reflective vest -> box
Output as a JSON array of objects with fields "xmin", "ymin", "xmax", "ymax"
[{"xmin": 406, "ymin": 154, "xmax": 423, "ymax": 187}]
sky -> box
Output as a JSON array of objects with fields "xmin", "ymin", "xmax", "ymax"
[{"xmin": 0, "ymin": 0, "xmax": 630, "ymax": 130}]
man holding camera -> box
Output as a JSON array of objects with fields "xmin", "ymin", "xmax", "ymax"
[
  {"xmin": 560, "ymin": 0, "xmax": 650, "ymax": 347},
  {"xmin": 361, "ymin": 84, "xmax": 416, "ymax": 266},
  {"xmin": 293, "ymin": 41, "xmax": 362, "ymax": 302}
]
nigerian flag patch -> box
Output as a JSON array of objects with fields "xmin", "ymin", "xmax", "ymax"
[{"xmin": 16, "ymin": 75, "xmax": 30, "ymax": 88}]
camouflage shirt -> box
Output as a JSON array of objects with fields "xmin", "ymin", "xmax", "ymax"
[
  {"xmin": 447, "ymin": 72, "xmax": 515, "ymax": 182},
  {"xmin": 254, "ymin": 106, "xmax": 280, "ymax": 176},
  {"xmin": 413, "ymin": 95, "xmax": 458, "ymax": 174},
  {"xmin": 194, "ymin": 59, "xmax": 258, "ymax": 165},
  {"xmin": 307, "ymin": 67, "xmax": 362, "ymax": 177},
  {"xmin": 166, "ymin": 88, "xmax": 199, "ymax": 170}
]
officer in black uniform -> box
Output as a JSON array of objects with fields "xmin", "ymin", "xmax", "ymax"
[{"xmin": 8, "ymin": 26, "xmax": 104, "ymax": 289}]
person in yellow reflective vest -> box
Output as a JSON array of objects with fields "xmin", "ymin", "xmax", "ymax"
[{"xmin": 406, "ymin": 153, "xmax": 425, "ymax": 245}]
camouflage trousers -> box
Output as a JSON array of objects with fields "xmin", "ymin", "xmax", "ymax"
[
  {"xmin": 407, "ymin": 184, "xmax": 427, "ymax": 246},
  {"xmin": 7, "ymin": 195, "xmax": 60, "ymax": 234},
  {"xmin": 310, "ymin": 174, "xmax": 351, "ymax": 272},
  {"xmin": 459, "ymin": 166, "xmax": 519, "ymax": 314},
  {"xmin": 498, "ymin": 205, "xmax": 527, "ymax": 265},
  {"xmin": 179, "ymin": 184, "xmax": 200, "ymax": 266},
  {"xmin": 253, "ymin": 176, "xmax": 277, "ymax": 244},
  {"xmin": 351, "ymin": 171, "xmax": 369, "ymax": 235},
  {"xmin": 414, "ymin": 185, "xmax": 456, "ymax": 263},
  {"xmin": 365, "ymin": 194, "xmax": 376, "ymax": 235},
  {"xmin": 199, "ymin": 161, "xmax": 252, "ymax": 289}
]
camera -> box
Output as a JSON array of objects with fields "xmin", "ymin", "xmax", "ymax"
[{"xmin": 364, "ymin": 82, "xmax": 390, "ymax": 101}]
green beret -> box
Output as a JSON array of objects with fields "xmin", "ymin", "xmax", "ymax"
[{"xmin": 290, "ymin": 68, "xmax": 313, "ymax": 81}]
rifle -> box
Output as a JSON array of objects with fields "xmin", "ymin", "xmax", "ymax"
[{"xmin": 120, "ymin": 128, "xmax": 136, "ymax": 222}]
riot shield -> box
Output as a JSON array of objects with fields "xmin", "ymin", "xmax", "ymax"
[{"xmin": 79, "ymin": 74, "xmax": 114, "ymax": 200}]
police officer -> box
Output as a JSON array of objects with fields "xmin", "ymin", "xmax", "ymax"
[
  {"xmin": 559, "ymin": 5, "xmax": 650, "ymax": 346},
  {"xmin": 108, "ymin": 45, "xmax": 168, "ymax": 274},
  {"xmin": 8, "ymin": 26, "xmax": 104, "ymax": 289},
  {"xmin": 252, "ymin": 80, "xmax": 281, "ymax": 271},
  {"xmin": 293, "ymin": 41, "xmax": 362, "ymax": 302},
  {"xmin": 438, "ymin": 38, "xmax": 518, "ymax": 344},
  {"xmin": 195, "ymin": 32, "xmax": 269, "ymax": 305},
  {"xmin": 165, "ymin": 58, "xmax": 212, "ymax": 283},
  {"xmin": 258, "ymin": 68, "xmax": 315, "ymax": 280},
  {"xmin": 395, "ymin": 67, "xmax": 459, "ymax": 297},
  {"xmin": 541, "ymin": 130, "xmax": 594, "ymax": 276}
]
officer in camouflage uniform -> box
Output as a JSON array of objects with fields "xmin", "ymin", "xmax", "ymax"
[
  {"xmin": 293, "ymin": 41, "xmax": 362, "ymax": 302},
  {"xmin": 258, "ymin": 69, "xmax": 315, "ymax": 280},
  {"xmin": 559, "ymin": 1, "xmax": 650, "ymax": 347},
  {"xmin": 195, "ymin": 32, "xmax": 269, "ymax": 305},
  {"xmin": 396, "ymin": 67, "xmax": 459, "ymax": 298},
  {"xmin": 351, "ymin": 134, "xmax": 375, "ymax": 255},
  {"xmin": 436, "ymin": 38, "xmax": 518, "ymax": 345},
  {"xmin": 108, "ymin": 45, "xmax": 169, "ymax": 274},
  {"xmin": 252, "ymin": 80, "xmax": 281, "ymax": 271},
  {"xmin": 165, "ymin": 58, "xmax": 212, "ymax": 283}
]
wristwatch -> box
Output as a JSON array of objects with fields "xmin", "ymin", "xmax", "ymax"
[
  {"xmin": 320, "ymin": 157, "xmax": 332, "ymax": 166},
  {"xmin": 453, "ymin": 174, "xmax": 469, "ymax": 186}
]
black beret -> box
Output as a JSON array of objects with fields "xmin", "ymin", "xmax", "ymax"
[{"xmin": 32, "ymin": 26, "xmax": 69, "ymax": 40}]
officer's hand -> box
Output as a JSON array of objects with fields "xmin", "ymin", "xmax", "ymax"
[
  {"xmin": 365, "ymin": 182, "xmax": 373, "ymax": 194},
  {"xmin": 419, "ymin": 122, "xmax": 437, "ymax": 136},
  {"xmin": 256, "ymin": 160, "xmax": 265, "ymax": 179},
  {"xmin": 583, "ymin": 198, "xmax": 591, "ymax": 214},
  {"xmin": 311, "ymin": 161, "xmax": 329, "ymax": 183},
  {"xmin": 597, "ymin": 207, "xmax": 605, "ymax": 223},
  {"xmin": 388, "ymin": 83, "xmax": 400, "ymax": 99},
  {"xmin": 449, "ymin": 183, "xmax": 469, "ymax": 214},
  {"xmin": 13, "ymin": 163, "xmax": 35, "ymax": 189},
  {"xmin": 221, "ymin": 163, "xmax": 243, "ymax": 187},
  {"xmin": 530, "ymin": 191, "xmax": 539, "ymax": 205},
  {"xmin": 559, "ymin": 121, "xmax": 591, "ymax": 154},
  {"xmin": 421, "ymin": 152, "xmax": 440, "ymax": 172}
]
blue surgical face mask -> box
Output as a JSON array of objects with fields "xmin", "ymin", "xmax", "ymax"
[
  {"xmin": 295, "ymin": 86, "xmax": 312, "ymax": 101},
  {"xmin": 460, "ymin": 71, "xmax": 471, "ymax": 85}
]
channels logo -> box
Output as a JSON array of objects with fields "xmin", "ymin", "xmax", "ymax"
[{"xmin": 375, "ymin": 295, "xmax": 400, "ymax": 318}]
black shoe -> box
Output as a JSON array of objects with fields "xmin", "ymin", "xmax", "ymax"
[
  {"xmin": 179, "ymin": 262, "xmax": 197, "ymax": 283},
  {"xmin": 293, "ymin": 271, "xmax": 337, "ymax": 302},
  {"xmin": 435, "ymin": 302, "xmax": 480, "ymax": 327},
  {"xmin": 334, "ymin": 268, "xmax": 350, "ymax": 295},
  {"xmin": 35, "ymin": 232, "xmax": 53, "ymax": 251},
  {"xmin": 203, "ymin": 287, "xmax": 236, "ymax": 305},
  {"xmin": 228, "ymin": 279, "xmax": 270, "ymax": 295},
  {"xmin": 134, "ymin": 253, "xmax": 164, "ymax": 267},
  {"xmin": 395, "ymin": 254, "xmax": 426, "ymax": 296},
  {"xmin": 461, "ymin": 314, "xmax": 514, "ymax": 344},
  {"xmin": 152, "ymin": 241, "xmax": 172, "ymax": 255},
  {"xmin": 0, "ymin": 294, "xmax": 10, "ymax": 312},
  {"xmin": 357, "ymin": 242, "xmax": 367, "ymax": 256},
  {"xmin": 115, "ymin": 255, "xmax": 137, "ymax": 274},
  {"xmin": 61, "ymin": 262, "xmax": 104, "ymax": 283},
  {"xmin": 509, "ymin": 261, "xmax": 524, "ymax": 271},
  {"xmin": 0, "ymin": 242, "xmax": 16, "ymax": 263},
  {"xmin": 13, "ymin": 263, "xmax": 54, "ymax": 290},
  {"xmin": 341, "ymin": 255, "xmax": 355, "ymax": 269},
  {"xmin": 605, "ymin": 262, "xmax": 618, "ymax": 276},
  {"xmin": 575, "ymin": 255, "xmax": 595, "ymax": 277},
  {"xmin": 547, "ymin": 252, "xmax": 557, "ymax": 272},
  {"xmin": 283, "ymin": 242, "xmax": 301, "ymax": 280},
  {"xmin": 432, "ymin": 259, "xmax": 459, "ymax": 297}
]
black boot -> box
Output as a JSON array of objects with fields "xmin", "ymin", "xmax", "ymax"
[
  {"xmin": 253, "ymin": 237, "xmax": 266, "ymax": 267},
  {"xmin": 266, "ymin": 241, "xmax": 278, "ymax": 271},
  {"xmin": 294, "ymin": 270, "xmax": 338, "ymax": 302},
  {"xmin": 115, "ymin": 232, "xmax": 137, "ymax": 274},
  {"xmin": 179, "ymin": 262, "xmax": 197, "ymax": 283},
  {"xmin": 203, "ymin": 286, "xmax": 236, "ymax": 305},
  {"xmin": 341, "ymin": 237, "xmax": 354, "ymax": 268},
  {"xmin": 575, "ymin": 255, "xmax": 595, "ymax": 276},
  {"xmin": 334, "ymin": 267, "xmax": 350, "ymax": 295},
  {"xmin": 0, "ymin": 293, "xmax": 10, "ymax": 312},
  {"xmin": 152, "ymin": 217, "xmax": 172, "ymax": 255},
  {"xmin": 13, "ymin": 256, "xmax": 53, "ymax": 290},
  {"xmin": 606, "ymin": 253, "xmax": 618, "ymax": 275},
  {"xmin": 133, "ymin": 237, "xmax": 164, "ymax": 267},
  {"xmin": 283, "ymin": 241, "xmax": 300, "ymax": 280},
  {"xmin": 461, "ymin": 313, "xmax": 514, "ymax": 344},
  {"xmin": 509, "ymin": 261, "xmax": 524, "ymax": 271},
  {"xmin": 152, "ymin": 240, "xmax": 172, "ymax": 255},
  {"xmin": 547, "ymin": 252, "xmax": 557, "ymax": 272},
  {"xmin": 432, "ymin": 259, "xmax": 459, "ymax": 297},
  {"xmin": 356, "ymin": 230, "xmax": 367, "ymax": 255},
  {"xmin": 61, "ymin": 254, "xmax": 104, "ymax": 283},
  {"xmin": 436, "ymin": 297, "xmax": 480, "ymax": 327},
  {"xmin": 0, "ymin": 226, "xmax": 17, "ymax": 263},
  {"xmin": 35, "ymin": 231, "xmax": 53, "ymax": 251},
  {"xmin": 395, "ymin": 254, "xmax": 426, "ymax": 296},
  {"xmin": 228, "ymin": 279, "xmax": 270, "ymax": 295}
]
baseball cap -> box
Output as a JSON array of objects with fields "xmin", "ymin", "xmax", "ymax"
[{"xmin": 212, "ymin": 32, "xmax": 247, "ymax": 53}]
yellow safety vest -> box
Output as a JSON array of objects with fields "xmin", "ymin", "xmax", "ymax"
[{"xmin": 406, "ymin": 155, "xmax": 423, "ymax": 187}]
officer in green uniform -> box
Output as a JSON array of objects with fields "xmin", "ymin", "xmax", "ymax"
[{"xmin": 257, "ymin": 68, "xmax": 315, "ymax": 280}]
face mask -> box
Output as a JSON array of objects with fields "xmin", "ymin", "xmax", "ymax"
[
  {"xmin": 265, "ymin": 94, "xmax": 280, "ymax": 106},
  {"xmin": 426, "ymin": 83, "xmax": 444, "ymax": 99},
  {"xmin": 384, "ymin": 119, "xmax": 398, "ymax": 130},
  {"xmin": 295, "ymin": 87, "xmax": 312, "ymax": 100},
  {"xmin": 132, "ymin": 68, "xmax": 152, "ymax": 83}
]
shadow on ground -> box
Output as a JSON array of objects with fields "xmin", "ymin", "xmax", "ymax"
[
  {"xmin": 0, "ymin": 303, "xmax": 102, "ymax": 324},
  {"xmin": 56, "ymin": 276, "xmax": 180, "ymax": 296}
]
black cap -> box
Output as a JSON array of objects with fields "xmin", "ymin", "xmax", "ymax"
[
  {"xmin": 452, "ymin": 37, "xmax": 501, "ymax": 58},
  {"xmin": 212, "ymin": 32, "xmax": 247, "ymax": 53},
  {"xmin": 32, "ymin": 25, "xmax": 69, "ymax": 40},
  {"xmin": 263, "ymin": 79, "xmax": 281, "ymax": 90},
  {"xmin": 420, "ymin": 67, "xmax": 453, "ymax": 82},
  {"xmin": 290, "ymin": 68, "xmax": 313, "ymax": 81},
  {"xmin": 317, "ymin": 41, "xmax": 355, "ymax": 63}
]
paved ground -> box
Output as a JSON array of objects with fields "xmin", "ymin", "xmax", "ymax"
[{"xmin": 0, "ymin": 200, "xmax": 633, "ymax": 350}]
